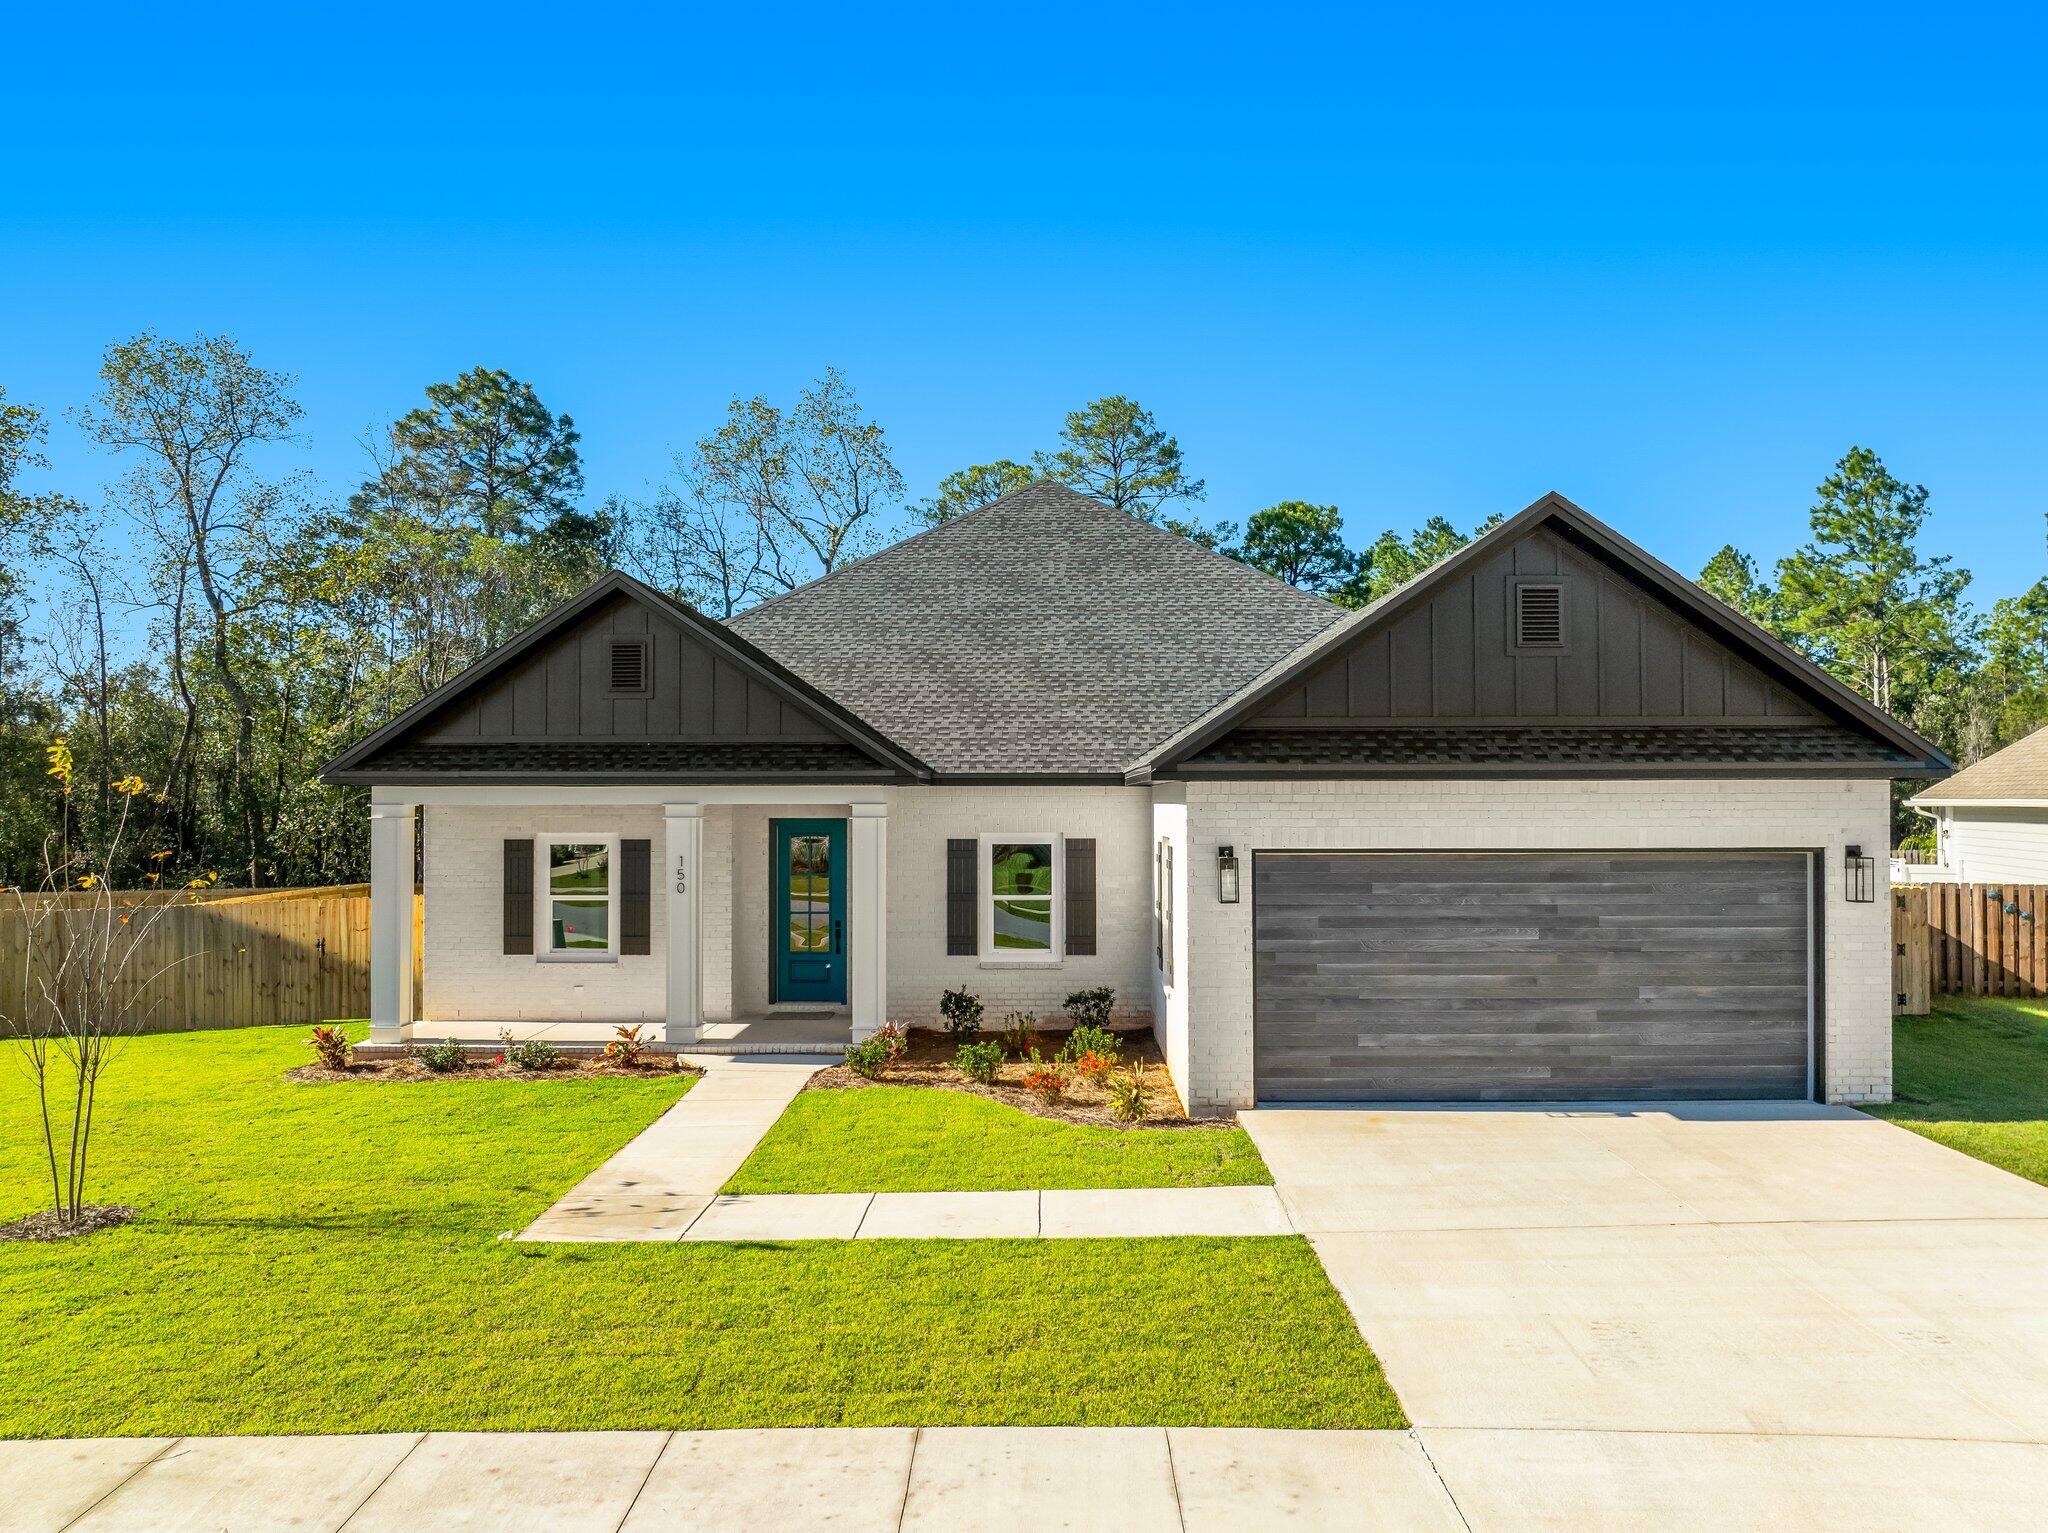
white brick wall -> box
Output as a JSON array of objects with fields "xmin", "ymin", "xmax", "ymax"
[
  {"xmin": 1179, "ymin": 778, "xmax": 1893, "ymax": 1113},
  {"xmin": 422, "ymin": 787, "xmax": 1159, "ymax": 1034},
  {"xmin": 422, "ymin": 804, "xmax": 669, "ymax": 1023},
  {"xmin": 881, "ymin": 785, "xmax": 1156, "ymax": 1028}
]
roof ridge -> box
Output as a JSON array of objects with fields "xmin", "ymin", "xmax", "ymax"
[{"xmin": 734, "ymin": 484, "xmax": 1040, "ymax": 621}]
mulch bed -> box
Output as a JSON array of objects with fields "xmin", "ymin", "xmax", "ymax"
[
  {"xmin": 0, "ymin": 1205, "xmax": 137, "ymax": 1242},
  {"xmin": 288, "ymin": 1056, "xmax": 703, "ymax": 1085},
  {"xmin": 803, "ymin": 1027, "xmax": 1221, "ymax": 1129}
]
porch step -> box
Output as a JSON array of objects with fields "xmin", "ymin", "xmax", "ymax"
[{"xmin": 684, "ymin": 1039, "xmax": 847, "ymax": 1057}]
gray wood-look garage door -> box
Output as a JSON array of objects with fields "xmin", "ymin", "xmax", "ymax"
[{"xmin": 1253, "ymin": 851, "xmax": 1812, "ymax": 1102}]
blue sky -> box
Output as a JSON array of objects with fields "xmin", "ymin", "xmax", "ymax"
[{"xmin": 6, "ymin": 3, "xmax": 2045, "ymax": 606}]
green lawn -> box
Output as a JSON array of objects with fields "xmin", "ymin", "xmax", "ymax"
[
  {"xmin": 725, "ymin": 1084, "xmax": 1273, "ymax": 1193},
  {"xmin": 1873, "ymin": 995, "xmax": 2048, "ymax": 1187},
  {"xmin": 0, "ymin": 1025, "xmax": 1399, "ymax": 1437}
]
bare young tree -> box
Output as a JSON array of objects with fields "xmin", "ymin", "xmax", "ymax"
[
  {"xmin": 3, "ymin": 742, "xmax": 215, "ymax": 1236},
  {"xmin": 693, "ymin": 368, "xmax": 904, "ymax": 589}
]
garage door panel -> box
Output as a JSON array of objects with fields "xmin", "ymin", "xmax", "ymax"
[{"xmin": 1253, "ymin": 851, "xmax": 1811, "ymax": 1102}]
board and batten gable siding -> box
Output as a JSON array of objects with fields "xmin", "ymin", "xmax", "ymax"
[
  {"xmin": 417, "ymin": 592, "xmax": 842, "ymax": 744},
  {"xmin": 1179, "ymin": 777, "xmax": 1892, "ymax": 1114},
  {"xmin": 1249, "ymin": 526, "xmax": 1824, "ymax": 725},
  {"xmin": 1938, "ymin": 806, "xmax": 2048, "ymax": 884}
]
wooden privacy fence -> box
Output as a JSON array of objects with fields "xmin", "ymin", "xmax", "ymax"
[
  {"xmin": 0, "ymin": 885, "xmax": 415, "ymax": 1036},
  {"xmin": 1893, "ymin": 882, "xmax": 2048, "ymax": 1014}
]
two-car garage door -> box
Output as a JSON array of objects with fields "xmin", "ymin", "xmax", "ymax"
[{"xmin": 1252, "ymin": 851, "xmax": 1814, "ymax": 1102}]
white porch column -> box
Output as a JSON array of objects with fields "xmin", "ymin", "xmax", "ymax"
[
  {"xmin": 663, "ymin": 803, "xmax": 703, "ymax": 1045},
  {"xmin": 368, "ymin": 801, "xmax": 416, "ymax": 1047},
  {"xmin": 849, "ymin": 802, "xmax": 888, "ymax": 1040}
]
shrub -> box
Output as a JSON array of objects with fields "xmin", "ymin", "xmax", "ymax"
[
  {"xmin": 1021, "ymin": 1054, "xmax": 1067, "ymax": 1104},
  {"xmin": 1105, "ymin": 1061, "xmax": 1149, "ymax": 1122},
  {"xmin": 416, "ymin": 1038, "xmax": 466, "ymax": 1074},
  {"xmin": 939, "ymin": 987, "xmax": 985, "ymax": 1041},
  {"xmin": 602, "ymin": 1024, "xmax": 648, "ymax": 1067},
  {"xmin": 1063, "ymin": 986, "xmax": 1115, "ymax": 1030},
  {"xmin": 845, "ymin": 1036, "xmax": 890, "ymax": 1080},
  {"xmin": 306, "ymin": 1025, "xmax": 352, "ymax": 1071},
  {"xmin": 1072, "ymin": 1048, "xmax": 1117, "ymax": 1082},
  {"xmin": 500, "ymin": 1029, "xmax": 563, "ymax": 1072},
  {"xmin": 996, "ymin": 1012, "xmax": 1040, "ymax": 1057},
  {"xmin": 872, "ymin": 1021, "xmax": 909, "ymax": 1063},
  {"xmin": 954, "ymin": 1040, "xmax": 1005, "ymax": 1084},
  {"xmin": 1058, "ymin": 1023, "xmax": 1121, "ymax": 1066}
]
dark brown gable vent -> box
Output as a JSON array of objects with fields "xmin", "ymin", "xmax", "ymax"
[
  {"xmin": 607, "ymin": 638, "xmax": 650, "ymax": 696},
  {"xmin": 1513, "ymin": 581, "xmax": 1565, "ymax": 650}
]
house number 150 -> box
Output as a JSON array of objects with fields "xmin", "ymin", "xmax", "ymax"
[{"xmin": 674, "ymin": 857, "xmax": 688, "ymax": 895}]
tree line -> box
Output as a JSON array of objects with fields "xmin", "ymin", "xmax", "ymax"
[{"xmin": 2, "ymin": 334, "xmax": 2041, "ymax": 886}]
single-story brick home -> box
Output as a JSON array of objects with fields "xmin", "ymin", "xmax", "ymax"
[{"xmin": 324, "ymin": 483, "xmax": 1947, "ymax": 1112}]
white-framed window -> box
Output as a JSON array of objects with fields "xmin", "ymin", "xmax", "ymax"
[
  {"xmin": 980, "ymin": 832, "xmax": 1061, "ymax": 961},
  {"xmin": 1156, "ymin": 837, "xmax": 1174, "ymax": 985},
  {"xmin": 537, "ymin": 834, "xmax": 619, "ymax": 960}
]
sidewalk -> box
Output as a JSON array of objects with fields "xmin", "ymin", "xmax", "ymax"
[
  {"xmin": 18, "ymin": 1425, "xmax": 2047, "ymax": 1531},
  {"xmin": 516, "ymin": 1058, "xmax": 1292, "ymax": 1243}
]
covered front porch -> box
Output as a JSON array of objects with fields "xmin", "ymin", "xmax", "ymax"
[{"xmin": 366, "ymin": 787, "xmax": 890, "ymax": 1055}]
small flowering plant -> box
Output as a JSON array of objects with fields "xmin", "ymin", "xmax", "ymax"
[
  {"xmin": 1071, "ymin": 1048, "xmax": 1116, "ymax": 1082},
  {"xmin": 1020, "ymin": 1052, "xmax": 1067, "ymax": 1104}
]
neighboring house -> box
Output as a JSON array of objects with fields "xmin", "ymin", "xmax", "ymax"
[
  {"xmin": 324, "ymin": 484, "xmax": 1947, "ymax": 1110},
  {"xmin": 1906, "ymin": 726, "xmax": 2048, "ymax": 883}
]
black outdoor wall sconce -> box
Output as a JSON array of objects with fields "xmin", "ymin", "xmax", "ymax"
[
  {"xmin": 1217, "ymin": 845, "xmax": 1240, "ymax": 903},
  {"xmin": 1843, "ymin": 845, "xmax": 1877, "ymax": 903}
]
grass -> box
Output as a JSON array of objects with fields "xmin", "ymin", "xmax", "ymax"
[
  {"xmin": 0, "ymin": 1025, "xmax": 1399, "ymax": 1436},
  {"xmin": 725, "ymin": 1084, "xmax": 1273, "ymax": 1193},
  {"xmin": 1873, "ymin": 994, "xmax": 2048, "ymax": 1187}
]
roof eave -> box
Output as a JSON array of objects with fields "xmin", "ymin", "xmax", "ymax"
[
  {"xmin": 319, "ymin": 570, "xmax": 935, "ymax": 787},
  {"xmin": 1907, "ymin": 794, "xmax": 2048, "ymax": 809},
  {"xmin": 1158, "ymin": 757, "xmax": 1944, "ymax": 781},
  {"xmin": 1130, "ymin": 492, "xmax": 1955, "ymax": 777}
]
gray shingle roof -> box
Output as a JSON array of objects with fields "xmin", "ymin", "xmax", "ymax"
[
  {"xmin": 1185, "ymin": 724, "xmax": 1919, "ymax": 773},
  {"xmin": 726, "ymin": 482, "xmax": 1345, "ymax": 775}
]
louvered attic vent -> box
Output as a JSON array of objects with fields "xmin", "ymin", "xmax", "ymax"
[
  {"xmin": 607, "ymin": 639, "xmax": 649, "ymax": 695},
  {"xmin": 1514, "ymin": 583, "xmax": 1565, "ymax": 649}
]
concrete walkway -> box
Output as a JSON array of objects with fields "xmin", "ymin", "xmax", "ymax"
[
  {"xmin": 16, "ymin": 1425, "xmax": 2047, "ymax": 1530},
  {"xmin": 517, "ymin": 1056, "xmax": 825, "ymax": 1241},
  {"xmin": 518, "ymin": 1058, "xmax": 1292, "ymax": 1242}
]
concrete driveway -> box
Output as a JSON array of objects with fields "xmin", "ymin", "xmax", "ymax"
[{"xmin": 1242, "ymin": 1101, "xmax": 2048, "ymax": 1525}]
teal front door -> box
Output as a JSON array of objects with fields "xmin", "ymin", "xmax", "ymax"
[{"xmin": 772, "ymin": 819, "xmax": 847, "ymax": 1005}]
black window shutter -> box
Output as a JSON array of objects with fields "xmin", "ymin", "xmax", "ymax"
[
  {"xmin": 620, "ymin": 838, "xmax": 651, "ymax": 955},
  {"xmin": 1065, "ymin": 838, "xmax": 1096, "ymax": 956},
  {"xmin": 946, "ymin": 838, "xmax": 977, "ymax": 955},
  {"xmin": 503, "ymin": 839, "xmax": 533, "ymax": 954}
]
